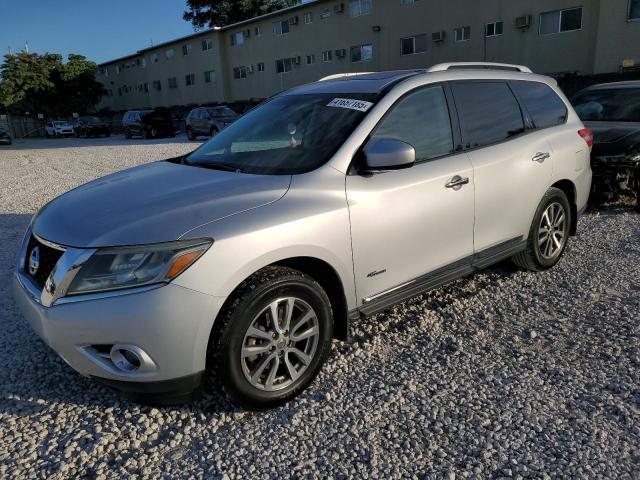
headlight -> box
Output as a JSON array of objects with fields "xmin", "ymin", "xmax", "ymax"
[{"xmin": 66, "ymin": 238, "xmax": 212, "ymax": 295}]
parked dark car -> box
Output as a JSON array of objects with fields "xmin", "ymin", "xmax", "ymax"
[
  {"xmin": 0, "ymin": 127, "xmax": 11, "ymax": 145},
  {"xmin": 123, "ymin": 109, "xmax": 176, "ymax": 139},
  {"xmin": 185, "ymin": 106, "xmax": 238, "ymax": 140},
  {"xmin": 75, "ymin": 116, "xmax": 111, "ymax": 138},
  {"xmin": 572, "ymin": 81, "xmax": 640, "ymax": 210}
]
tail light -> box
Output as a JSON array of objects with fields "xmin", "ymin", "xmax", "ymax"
[{"xmin": 578, "ymin": 129, "xmax": 593, "ymax": 152}]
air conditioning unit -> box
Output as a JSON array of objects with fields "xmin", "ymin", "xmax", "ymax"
[
  {"xmin": 335, "ymin": 48, "xmax": 346, "ymax": 58},
  {"xmin": 245, "ymin": 29, "xmax": 251, "ymax": 37},
  {"xmin": 334, "ymin": 3, "xmax": 344, "ymax": 13},
  {"xmin": 292, "ymin": 56, "xmax": 301, "ymax": 65},
  {"xmin": 432, "ymin": 31, "xmax": 445, "ymax": 42},
  {"xmin": 289, "ymin": 15, "xmax": 299, "ymax": 25},
  {"xmin": 515, "ymin": 15, "xmax": 531, "ymax": 29}
]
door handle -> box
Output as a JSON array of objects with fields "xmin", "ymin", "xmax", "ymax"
[
  {"xmin": 532, "ymin": 152, "xmax": 551, "ymax": 163},
  {"xmin": 445, "ymin": 175, "xmax": 469, "ymax": 189}
]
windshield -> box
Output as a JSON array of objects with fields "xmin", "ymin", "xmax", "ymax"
[
  {"xmin": 208, "ymin": 106, "xmax": 237, "ymax": 117},
  {"xmin": 572, "ymin": 88, "xmax": 640, "ymax": 122},
  {"xmin": 88, "ymin": 117, "xmax": 103, "ymax": 125},
  {"xmin": 186, "ymin": 93, "xmax": 377, "ymax": 175},
  {"xmin": 54, "ymin": 121, "xmax": 71, "ymax": 127}
]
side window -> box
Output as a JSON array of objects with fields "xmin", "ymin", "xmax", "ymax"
[
  {"xmin": 452, "ymin": 81, "xmax": 525, "ymax": 149},
  {"xmin": 511, "ymin": 81, "xmax": 568, "ymax": 129},
  {"xmin": 370, "ymin": 85, "xmax": 454, "ymax": 162}
]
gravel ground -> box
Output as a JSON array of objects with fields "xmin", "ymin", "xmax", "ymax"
[{"xmin": 0, "ymin": 137, "xmax": 638, "ymax": 479}]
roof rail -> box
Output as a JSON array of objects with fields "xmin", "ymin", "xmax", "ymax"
[
  {"xmin": 428, "ymin": 62, "xmax": 533, "ymax": 73},
  {"xmin": 319, "ymin": 72, "xmax": 375, "ymax": 81}
]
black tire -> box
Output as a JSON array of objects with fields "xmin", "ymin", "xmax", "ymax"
[
  {"xmin": 124, "ymin": 129, "xmax": 132, "ymax": 139},
  {"xmin": 209, "ymin": 127, "xmax": 218, "ymax": 137},
  {"xmin": 207, "ymin": 266, "xmax": 333, "ymax": 409},
  {"xmin": 512, "ymin": 187, "xmax": 571, "ymax": 271},
  {"xmin": 186, "ymin": 128, "xmax": 195, "ymax": 141},
  {"xmin": 144, "ymin": 128, "xmax": 153, "ymax": 139}
]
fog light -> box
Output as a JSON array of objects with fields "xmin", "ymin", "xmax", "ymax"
[{"xmin": 110, "ymin": 346, "xmax": 143, "ymax": 371}]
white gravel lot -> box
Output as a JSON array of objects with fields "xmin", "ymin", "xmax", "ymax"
[{"xmin": 0, "ymin": 136, "xmax": 639, "ymax": 479}]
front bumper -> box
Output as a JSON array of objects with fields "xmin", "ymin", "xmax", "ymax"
[{"xmin": 13, "ymin": 272, "xmax": 225, "ymax": 396}]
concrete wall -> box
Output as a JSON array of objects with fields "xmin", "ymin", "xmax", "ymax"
[{"xmin": 95, "ymin": 0, "xmax": 640, "ymax": 111}]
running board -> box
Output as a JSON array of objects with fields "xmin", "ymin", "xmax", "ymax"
[{"xmin": 355, "ymin": 237, "xmax": 526, "ymax": 318}]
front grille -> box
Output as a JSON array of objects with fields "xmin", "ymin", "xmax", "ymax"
[{"xmin": 24, "ymin": 236, "xmax": 64, "ymax": 289}]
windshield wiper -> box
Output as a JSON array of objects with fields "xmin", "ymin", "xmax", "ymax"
[{"xmin": 195, "ymin": 162, "xmax": 244, "ymax": 173}]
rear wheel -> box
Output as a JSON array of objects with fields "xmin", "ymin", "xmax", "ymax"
[
  {"xmin": 124, "ymin": 128, "xmax": 132, "ymax": 139},
  {"xmin": 209, "ymin": 127, "xmax": 219, "ymax": 138},
  {"xmin": 208, "ymin": 266, "xmax": 333, "ymax": 409},
  {"xmin": 512, "ymin": 187, "xmax": 571, "ymax": 271},
  {"xmin": 187, "ymin": 128, "xmax": 196, "ymax": 141}
]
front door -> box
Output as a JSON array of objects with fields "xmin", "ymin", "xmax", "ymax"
[{"xmin": 347, "ymin": 84, "xmax": 475, "ymax": 303}]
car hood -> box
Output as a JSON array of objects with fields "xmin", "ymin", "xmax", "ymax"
[
  {"xmin": 584, "ymin": 121, "xmax": 640, "ymax": 143},
  {"xmin": 33, "ymin": 160, "xmax": 291, "ymax": 248}
]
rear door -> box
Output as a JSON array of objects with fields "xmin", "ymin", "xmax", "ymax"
[
  {"xmin": 451, "ymin": 81, "xmax": 553, "ymax": 253},
  {"xmin": 347, "ymin": 84, "xmax": 475, "ymax": 303}
]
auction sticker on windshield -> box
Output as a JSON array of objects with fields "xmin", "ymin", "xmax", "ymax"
[{"xmin": 326, "ymin": 98, "xmax": 374, "ymax": 112}]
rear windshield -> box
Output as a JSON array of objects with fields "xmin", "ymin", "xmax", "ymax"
[
  {"xmin": 572, "ymin": 88, "xmax": 640, "ymax": 122},
  {"xmin": 186, "ymin": 93, "xmax": 378, "ymax": 175},
  {"xmin": 208, "ymin": 107, "xmax": 237, "ymax": 117}
]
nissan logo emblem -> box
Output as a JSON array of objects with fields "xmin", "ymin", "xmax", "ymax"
[{"xmin": 28, "ymin": 246, "xmax": 40, "ymax": 276}]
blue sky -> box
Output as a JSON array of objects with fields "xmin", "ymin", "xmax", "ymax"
[{"xmin": 0, "ymin": 0, "xmax": 197, "ymax": 64}]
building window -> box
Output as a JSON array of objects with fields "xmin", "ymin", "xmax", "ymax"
[
  {"xmin": 485, "ymin": 21, "xmax": 503, "ymax": 37},
  {"xmin": 255, "ymin": 26, "xmax": 263, "ymax": 36},
  {"xmin": 165, "ymin": 48, "xmax": 175, "ymax": 59},
  {"xmin": 350, "ymin": 43, "xmax": 373, "ymax": 62},
  {"xmin": 273, "ymin": 20, "xmax": 290, "ymax": 35},
  {"xmin": 202, "ymin": 38, "xmax": 213, "ymax": 51},
  {"xmin": 630, "ymin": 0, "xmax": 640, "ymax": 19},
  {"xmin": 143, "ymin": 83, "xmax": 149, "ymax": 93},
  {"xmin": 454, "ymin": 26, "xmax": 471, "ymax": 42},
  {"xmin": 150, "ymin": 53, "xmax": 159, "ymax": 63},
  {"xmin": 204, "ymin": 70, "xmax": 216, "ymax": 83},
  {"xmin": 400, "ymin": 34, "xmax": 427, "ymax": 55},
  {"xmin": 257, "ymin": 62, "xmax": 265, "ymax": 72},
  {"xmin": 276, "ymin": 58, "xmax": 293, "ymax": 73},
  {"xmin": 304, "ymin": 12, "xmax": 313, "ymax": 24},
  {"xmin": 152, "ymin": 80, "xmax": 162, "ymax": 91},
  {"xmin": 401, "ymin": 0, "xmax": 416, "ymax": 4},
  {"xmin": 322, "ymin": 50, "xmax": 333, "ymax": 62},
  {"xmin": 115, "ymin": 65, "xmax": 121, "ymax": 74},
  {"xmin": 233, "ymin": 66, "xmax": 248, "ymax": 79},
  {"xmin": 118, "ymin": 87, "xmax": 122, "ymax": 96},
  {"xmin": 135, "ymin": 58, "xmax": 146, "ymax": 67},
  {"xmin": 168, "ymin": 77, "xmax": 177, "ymax": 89},
  {"xmin": 306, "ymin": 54, "xmax": 316, "ymax": 65},
  {"xmin": 231, "ymin": 31, "xmax": 245, "ymax": 46},
  {"xmin": 320, "ymin": 8, "xmax": 331, "ymax": 19},
  {"xmin": 185, "ymin": 73, "xmax": 195, "ymax": 86},
  {"xmin": 539, "ymin": 7, "xmax": 583, "ymax": 35},
  {"xmin": 182, "ymin": 44, "xmax": 192, "ymax": 56},
  {"xmin": 349, "ymin": 0, "xmax": 372, "ymax": 17}
]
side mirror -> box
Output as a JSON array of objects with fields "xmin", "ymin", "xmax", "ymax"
[{"xmin": 364, "ymin": 138, "xmax": 416, "ymax": 170}]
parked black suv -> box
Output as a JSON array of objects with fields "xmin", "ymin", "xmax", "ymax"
[
  {"xmin": 185, "ymin": 106, "xmax": 238, "ymax": 140},
  {"xmin": 0, "ymin": 127, "xmax": 11, "ymax": 145},
  {"xmin": 123, "ymin": 109, "xmax": 176, "ymax": 139},
  {"xmin": 75, "ymin": 116, "xmax": 111, "ymax": 138},
  {"xmin": 572, "ymin": 81, "xmax": 640, "ymax": 210}
]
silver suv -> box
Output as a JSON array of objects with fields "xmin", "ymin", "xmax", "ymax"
[{"xmin": 14, "ymin": 64, "xmax": 592, "ymax": 408}]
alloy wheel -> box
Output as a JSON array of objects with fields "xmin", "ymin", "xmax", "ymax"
[
  {"xmin": 241, "ymin": 297, "xmax": 319, "ymax": 391},
  {"xmin": 538, "ymin": 202, "xmax": 567, "ymax": 259}
]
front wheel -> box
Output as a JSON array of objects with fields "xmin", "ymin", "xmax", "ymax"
[
  {"xmin": 208, "ymin": 266, "xmax": 333, "ymax": 409},
  {"xmin": 512, "ymin": 187, "xmax": 571, "ymax": 271}
]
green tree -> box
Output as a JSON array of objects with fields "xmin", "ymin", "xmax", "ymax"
[
  {"xmin": 184, "ymin": 0, "xmax": 297, "ymax": 29},
  {"xmin": 0, "ymin": 52, "xmax": 105, "ymax": 115}
]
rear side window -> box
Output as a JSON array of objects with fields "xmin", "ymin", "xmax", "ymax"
[
  {"xmin": 452, "ymin": 81, "xmax": 525, "ymax": 149},
  {"xmin": 511, "ymin": 81, "xmax": 567, "ymax": 129},
  {"xmin": 371, "ymin": 85, "xmax": 454, "ymax": 161}
]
